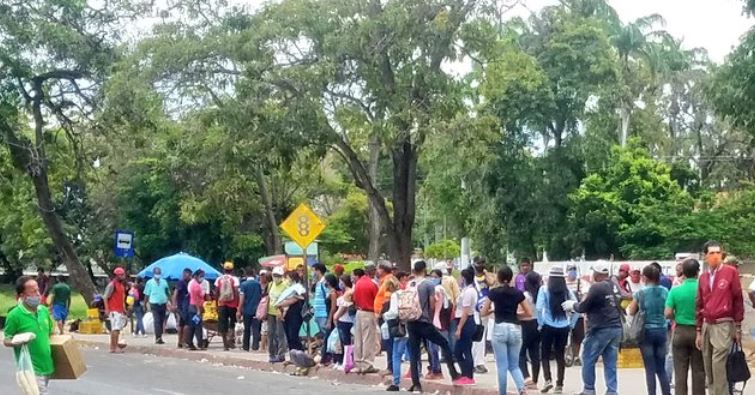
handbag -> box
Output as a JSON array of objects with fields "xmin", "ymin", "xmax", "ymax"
[
  {"xmin": 255, "ymin": 295, "xmax": 268, "ymax": 321},
  {"xmin": 387, "ymin": 318, "xmax": 406, "ymax": 338},
  {"xmin": 627, "ymin": 291, "xmax": 645, "ymax": 344},
  {"xmin": 727, "ymin": 342, "xmax": 751, "ymax": 391},
  {"xmin": 301, "ymin": 302, "xmax": 314, "ymax": 323},
  {"xmin": 473, "ymin": 323, "xmax": 485, "ymax": 342}
]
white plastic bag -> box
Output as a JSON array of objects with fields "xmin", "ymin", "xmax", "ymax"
[
  {"xmin": 142, "ymin": 312, "xmax": 154, "ymax": 334},
  {"xmin": 16, "ymin": 345, "xmax": 40, "ymax": 395}
]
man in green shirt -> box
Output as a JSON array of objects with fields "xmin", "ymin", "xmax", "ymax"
[
  {"xmin": 4, "ymin": 276, "xmax": 55, "ymax": 394},
  {"xmin": 48, "ymin": 276, "xmax": 71, "ymax": 335},
  {"xmin": 664, "ymin": 258, "xmax": 704, "ymax": 395},
  {"xmin": 266, "ymin": 266, "xmax": 289, "ymax": 363}
]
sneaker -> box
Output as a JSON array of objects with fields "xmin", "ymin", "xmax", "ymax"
[
  {"xmin": 407, "ymin": 385, "xmax": 422, "ymax": 393},
  {"xmin": 386, "ymin": 385, "xmax": 400, "ymax": 392},
  {"xmin": 554, "ymin": 387, "xmax": 563, "ymax": 394},
  {"xmin": 474, "ymin": 365, "xmax": 488, "ymax": 374},
  {"xmin": 453, "ymin": 377, "xmax": 476, "ymax": 386},
  {"xmin": 541, "ymin": 380, "xmax": 553, "ymax": 393}
]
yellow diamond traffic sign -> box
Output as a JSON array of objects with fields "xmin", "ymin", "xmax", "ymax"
[{"xmin": 280, "ymin": 203, "xmax": 325, "ymax": 249}]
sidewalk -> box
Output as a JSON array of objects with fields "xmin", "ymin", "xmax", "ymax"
[{"xmin": 70, "ymin": 332, "xmax": 648, "ymax": 394}]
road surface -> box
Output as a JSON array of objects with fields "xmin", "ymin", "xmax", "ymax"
[{"xmin": 0, "ymin": 347, "xmax": 383, "ymax": 395}]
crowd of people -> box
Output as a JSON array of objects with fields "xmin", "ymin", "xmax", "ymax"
[{"xmin": 3, "ymin": 239, "xmax": 752, "ymax": 395}]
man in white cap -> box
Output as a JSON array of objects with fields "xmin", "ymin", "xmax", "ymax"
[
  {"xmin": 434, "ymin": 261, "xmax": 460, "ymax": 351},
  {"xmin": 562, "ymin": 262, "xmax": 623, "ymax": 395},
  {"xmin": 267, "ymin": 266, "xmax": 289, "ymax": 363}
]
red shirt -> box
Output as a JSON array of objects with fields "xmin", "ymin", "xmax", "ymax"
[
  {"xmin": 189, "ymin": 279, "xmax": 205, "ymax": 307},
  {"xmin": 107, "ymin": 280, "xmax": 126, "ymax": 313},
  {"xmin": 353, "ymin": 276, "xmax": 378, "ymax": 312},
  {"xmin": 696, "ymin": 264, "xmax": 744, "ymax": 328}
]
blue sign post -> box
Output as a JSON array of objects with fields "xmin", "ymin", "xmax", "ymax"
[{"xmin": 114, "ymin": 230, "xmax": 135, "ymax": 258}]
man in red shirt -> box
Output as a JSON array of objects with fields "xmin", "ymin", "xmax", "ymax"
[
  {"xmin": 352, "ymin": 266, "xmax": 379, "ymax": 374},
  {"xmin": 695, "ymin": 241, "xmax": 745, "ymax": 395},
  {"xmin": 104, "ymin": 267, "xmax": 128, "ymax": 353}
]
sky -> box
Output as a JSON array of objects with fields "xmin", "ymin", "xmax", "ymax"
[{"xmin": 511, "ymin": 0, "xmax": 753, "ymax": 63}]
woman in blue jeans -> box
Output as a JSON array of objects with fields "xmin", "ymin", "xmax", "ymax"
[
  {"xmin": 482, "ymin": 265, "xmax": 532, "ymax": 395},
  {"xmin": 628, "ymin": 264, "xmax": 670, "ymax": 395}
]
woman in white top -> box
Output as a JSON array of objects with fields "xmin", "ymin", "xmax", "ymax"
[
  {"xmin": 333, "ymin": 274, "xmax": 354, "ymax": 368},
  {"xmin": 453, "ymin": 267, "xmax": 480, "ymax": 385}
]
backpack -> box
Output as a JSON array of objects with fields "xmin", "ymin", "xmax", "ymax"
[
  {"xmin": 218, "ymin": 275, "xmax": 236, "ymax": 303},
  {"xmin": 397, "ymin": 287, "xmax": 422, "ymax": 322}
]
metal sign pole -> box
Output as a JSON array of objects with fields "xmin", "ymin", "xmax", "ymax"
[{"xmin": 303, "ymin": 246, "xmax": 310, "ymax": 352}]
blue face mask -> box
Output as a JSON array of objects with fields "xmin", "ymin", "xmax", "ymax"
[{"xmin": 431, "ymin": 277, "xmax": 441, "ymax": 286}]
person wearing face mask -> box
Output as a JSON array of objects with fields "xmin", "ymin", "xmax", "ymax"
[
  {"xmin": 186, "ymin": 269, "xmax": 206, "ymax": 350},
  {"xmin": 4, "ymin": 276, "xmax": 54, "ymax": 394},
  {"xmin": 144, "ymin": 267, "xmax": 171, "ymax": 345},
  {"xmin": 105, "ymin": 267, "xmax": 129, "ymax": 353},
  {"xmin": 267, "ymin": 266, "xmax": 289, "ymax": 363},
  {"xmin": 565, "ymin": 264, "xmax": 585, "ymax": 366}
]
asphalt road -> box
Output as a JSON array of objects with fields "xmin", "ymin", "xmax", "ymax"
[{"xmin": 0, "ymin": 347, "xmax": 383, "ymax": 395}]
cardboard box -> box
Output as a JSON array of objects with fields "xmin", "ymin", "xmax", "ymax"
[{"xmin": 50, "ymin": 335, "xmax": 87, "ymax": 380}]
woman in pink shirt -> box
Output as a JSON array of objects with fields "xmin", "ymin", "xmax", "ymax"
[{"xmin": 186, "ymin": 270, "xmax": 206, "ymax": 350}]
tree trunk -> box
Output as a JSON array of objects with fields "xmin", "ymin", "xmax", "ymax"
[
  {"xmin": 367, "ymin": 133, "xmax": 382, "ymax": 261},
  {"xmin": 255, "ymin": 165, "xmax": 282, "ymax": 255},
  {"xmin": 618, "ymin": 105, "xmax": 631, "ymax": 147},
  {"xmin": 30, "ymin": 169, "xmax": 97, "ymax": 304},
  {"xmin": 1, "ymin": 100, "xmax": 97, "ymax": 304},
  {"xmin": 388, "ymin": 141, "xmax": 417, "ymax": 271}
]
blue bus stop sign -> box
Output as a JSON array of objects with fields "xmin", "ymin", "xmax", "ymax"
[{"xmin": 114, "ymin": 230, "xmax": 135, "ymax": 258}]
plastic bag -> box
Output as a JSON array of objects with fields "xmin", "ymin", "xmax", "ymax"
[
  {"xmin": 16, "ymin": 345, "xmax": 40, "ymax": 395},
  {"xmin": 343, "ymin": 344, "xmax": 355, "ymax": 373},
  {"xmin": 143, "ymin": 312, "xmax": 154, "ymax": 334},
  {"xmin": 327, "ymin": 329, "xmax": 342, "ymax": 354},
  {"xmin": 380, "ymin": 322, "xmax": 390, "ymax": 340}
]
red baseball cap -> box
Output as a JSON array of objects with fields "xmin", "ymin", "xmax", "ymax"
[
  {"xmin": 619, "ymin": 263, "xmax": 631, "ymax": 272},
  {"xmin": 114, "ymin": 267, "xmax": 126, "ymax": 276}
]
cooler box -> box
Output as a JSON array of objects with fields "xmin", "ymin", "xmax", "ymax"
[
  {"xmin": 202, "ymin": 301, "xmax": 218, "ymax": 321},
  {"xmin": 86, "ymin": 308, "xmax": 99, "ymax": 320},
  {"xmin": 50, "ymin": 335, "xmax": 87, "ymax": 379},
  {"xmin": 617, "ymin": 347, "xmax": 643, "ymax": 368},
  {"xmin": 78, "ymin": 320, "xmax": 104, "ymax": 334}
]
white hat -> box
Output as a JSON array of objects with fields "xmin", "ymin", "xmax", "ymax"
[
  {"xmin": 591, "ymin": 261, "xmax": 610, "ymax": 275},
  {"xmin": 433, "ymin": 261, "xmax": 448, "ymax": 271},
  {"xmin": 272, "ymin": 266, "xmax": 285, "ymax": 276}
]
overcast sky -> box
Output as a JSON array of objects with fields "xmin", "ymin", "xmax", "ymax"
[{"xmin": 511, "ymin": 0, "xmax": 753, "ymax": 63}]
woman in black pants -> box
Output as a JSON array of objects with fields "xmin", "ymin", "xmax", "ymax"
[
  {"xmin": 519, "ymin": 271, "xmax": 542, "ymax": 390},
  {"xmin": 278, "ymin": 271, "xmax": 306, "ymax": 351},
  {"xmin": 536, "ymin": 266, "xmax": 578, "ymax": 394}
]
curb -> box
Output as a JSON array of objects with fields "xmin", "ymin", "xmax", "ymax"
[{"xmin": 76, "ymin": 339, "xmax": 499, "ymax": 395}]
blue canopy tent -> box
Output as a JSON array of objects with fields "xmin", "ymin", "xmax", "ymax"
[{"xmin": 137, "ymin": 252, "xmax": 221, "ymax": 280}]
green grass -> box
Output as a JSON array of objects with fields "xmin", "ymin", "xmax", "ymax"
[{"xmin": 0, "ymin": 284, "xmax": 88, "ymax": 320}]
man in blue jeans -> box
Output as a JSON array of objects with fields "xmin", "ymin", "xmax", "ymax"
[{"xmin": 563, "ymin": 262, "xmax": 623, "ymax": 395}]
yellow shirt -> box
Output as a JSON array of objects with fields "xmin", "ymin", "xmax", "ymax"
[
  {"xmin": 442, "ymin": 275, "xmax": 461, "ymax": 307},
  {"xmin": 267, "ymin": 280, "xmax": 289, "ymax": 316}
]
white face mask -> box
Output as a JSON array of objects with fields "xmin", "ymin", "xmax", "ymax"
[{"xmin": 154, "ymin": 274, "xmax": 161, "ymax": 280}]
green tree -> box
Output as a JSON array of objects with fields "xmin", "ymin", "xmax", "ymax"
[{"xmin": 569, "ymin": 141, "xmax": 694, "ymax": 259}]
